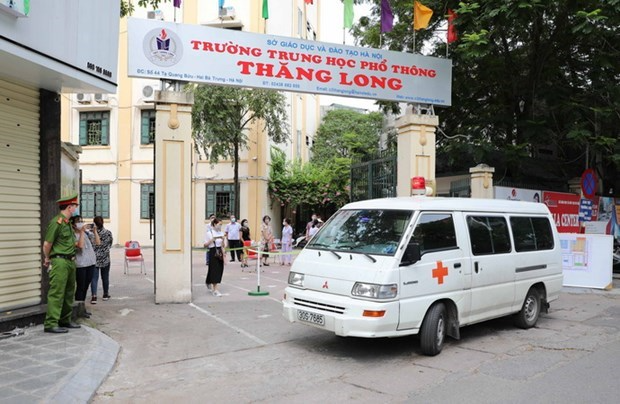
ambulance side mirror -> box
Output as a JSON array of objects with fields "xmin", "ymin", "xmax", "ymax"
[{"xmin": 400, "ymin": 242, "xmax": 421, "ymax": 267}]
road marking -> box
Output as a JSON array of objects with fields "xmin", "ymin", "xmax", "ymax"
[{"xmin": 188, "ymin": 302, "xmax": 267, "ymax": 345}]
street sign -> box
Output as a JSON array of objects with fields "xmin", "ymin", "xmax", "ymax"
[
  {"xmin": 579, "ymin": 198, "xmax": 593, "ymax": 222},
  {"xmin": 581, "ymin": 169, "xmax": 597, "ymax": 199}
]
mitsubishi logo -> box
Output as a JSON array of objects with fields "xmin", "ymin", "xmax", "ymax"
[{"xmin": 322, "ymin": 281, "xmax": 329, "ymax": 289}]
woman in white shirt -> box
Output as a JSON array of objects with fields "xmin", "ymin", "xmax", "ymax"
[
  {"xmin": 281, "ymin": 218, "xmax": 293, "ymax": 266},
  {"xmin": 204, "ymin": 218, "xmax": 227, "ymax": 297}
]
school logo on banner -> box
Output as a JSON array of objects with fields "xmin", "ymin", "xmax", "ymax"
[{"xmin": 143, "ymin": 28, "xmax": 183, "ymax": 67}]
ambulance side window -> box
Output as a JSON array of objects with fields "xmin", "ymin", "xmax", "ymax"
[
  {"xmin": 467, "ymin": 216, "xmax": 511, "ymax": 255},
  {"xmin": 412, "ymin": 213, "xmax": 457, "ymax": 255},
  {"xmin": 510, "ymin": 217, "xmax": 555, "ymax": 252}
]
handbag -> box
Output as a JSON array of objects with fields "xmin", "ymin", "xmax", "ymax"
[{"xmin": 214, "ymin": 246, "xmax": 224, "ymax": 261}]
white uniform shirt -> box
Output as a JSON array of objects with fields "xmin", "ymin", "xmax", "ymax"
[{"xmin": 225, "ymin": 222, "xmax": 242, "ymax": 240}]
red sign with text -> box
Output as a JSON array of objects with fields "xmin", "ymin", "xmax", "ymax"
[{"xmin": 543, "ymin": 191, "xmax": 580, "ymax": 233}]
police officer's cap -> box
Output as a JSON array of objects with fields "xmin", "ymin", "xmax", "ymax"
[{"xmin": 57, "ymin": 193, "xmax": 79, "ymax": 206}]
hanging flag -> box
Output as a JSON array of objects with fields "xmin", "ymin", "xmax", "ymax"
[
  {"xmin": 447, "ymin": 9, "xmax": 457, "ymax": 43},
  {"xmin": 413, "ymin": 1, "xmax": 433, "ymax": 30},
  {"xmin": 381, "ymin": 0, "xmax": 394, "ymax": 33},
  {"xmin": 262, "ymin": 0, "xmax": 269, "ymax": 19},
  {"xmin": 344, "ymin": 0, "xmax": 354, "ymax": 29},
  {"xmin": 219, "ymin": 0, "xmax": 225, "ymax": 8},
  {"xmin": 173, "ymin": 0, "xmax": 181, "ymax": 8},
  {"xmin": 305, "ymin": 0, "xmax": 314, "ymax": 4}
]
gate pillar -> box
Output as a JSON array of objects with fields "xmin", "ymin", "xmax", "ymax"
[
  {"xmin": 396, "ymin": 108, "xmax": 439, "ymax": 196},
  {"xmin": 154, "ymin": 86, "xmax": 194, "ymax": 303}
]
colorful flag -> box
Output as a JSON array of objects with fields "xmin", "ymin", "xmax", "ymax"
[
  {"xmin": 381, "ymin": 0, "xmax": 394, "ymax": 33},
  {"xmin": 262, "ymin": 0, "xmax": 269, "ymax": 19},
  {"xmin": 173, "ymin": 0, "xmax": 181, "ymax": 8},
  {"xmin": 414, "ymin": 1, "xmax": 433, "ymax": 30},
  {"xmin": 344, "ymin": 0, "xmax": 354, "ymax": 28},
  {"xmin": 305, "ymin": 0, "xmax": 314, "ymax": 4},
  {"xmin": 447, "ymin": 9, "xmax": 457, "ymax": 43}
]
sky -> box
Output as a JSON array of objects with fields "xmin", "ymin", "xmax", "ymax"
[{"xmin": 318, "ymin": 1, "xmax": 378, "ymax": 111}]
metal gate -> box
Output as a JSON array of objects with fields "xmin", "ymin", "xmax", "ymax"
[
  {"xmin": 350, "ymin": 151, "xmax": 397, "ymax": 202},
  {"xmin": 0, "ymin": 79, "xmax": 41, "ymax": 312}
]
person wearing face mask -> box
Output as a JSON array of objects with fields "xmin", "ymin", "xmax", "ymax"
[
  {"xmin": 306, "ymin": 213, "xmax": 318, "ymax": 241},
  {"xmin": 240, "ymin": 219, "xmax": 251, "ymax": 268},
  {"xmin": 204, "ymin": 218, "xmax": 227, "ymax": 297},
  {"xmin": 70, "ymin": 215, "xmax": 100, "ymax": 318},
  {"xmin": 224, "ymin": 214, "xmax": 243, "ymax": 263},
  {"xmin": 281, "ymin": 218, "xmax": 293, "ymax": 266},
  {"xmin": 42, "ymin": 194, "xmax": 81, "ymax": 333},
  {"xmin": 260, "ymin": 215, "xmax": 273, "ymax": 266}
]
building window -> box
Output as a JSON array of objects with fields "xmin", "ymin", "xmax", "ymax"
[
  {"xmin": 141, "ymin": 109, "xmax": 156, "ymax": 145},
  {"xmin": 140, "ymin": 183, "xmax": 154, "ymax": 219},
  {"xmin": 79, "ymin": 111, "xmax": 110, "ymax": 146},
  {"xmin": 296, "ymin": 129, "xmax": 302, "ymax": 158},
  {"xmin": 81, "ymin": 184, "xmax": 110, "ymax": 218},
  {"xmin": 298, "ymin": 8, "xmax": 303, "ymax": 37},
  {"xmin": 206, "ymin": 183, "xmax": 235, "ymax": 219}
]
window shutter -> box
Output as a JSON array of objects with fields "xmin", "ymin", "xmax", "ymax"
[
  {"xmin": 206, "ymin": 185, "xmax": 215, "ymax": 217},
  {"xmin": 79, "ymin": 117, "xmax": 87, "ymax": 145},
  {"xmin": 141, "ymin": 112, "xmax": 151, "ymax": 144},
  {"xmin": 101, "ymin": 113, "xmax": 109, "ymax": 145}
]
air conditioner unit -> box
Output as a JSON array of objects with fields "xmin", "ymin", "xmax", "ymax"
[
  {"xmin": 142, "ymin": 85, "xmax": 155, "ymax": 101},
  {"xmin": 76, "ymin": 93, "xmax": 91, "ymax": 104},
  {"xmin": 147, "ymin": 10, "xmax": 164, "ymax": 20},
  {"xmin": 218, "ymin": 6, "xmax": 235, "ymax": 20},
  {"xmin": 94, "ymin": 94, "xmax": 108, "ymax": 103}
]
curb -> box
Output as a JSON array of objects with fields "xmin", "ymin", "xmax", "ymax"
[{"xmin": 45, "ymin": 326, "xmax": 120, "ymax": 403}]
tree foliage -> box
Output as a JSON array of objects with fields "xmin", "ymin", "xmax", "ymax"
[
  {"xmin": 353, "ymin": 0, "xmax": 620, "ymax": 192},
  {"xmin": 121, "ymin": 0, "xmax": 167, "ymax": 17},
  {"xmin": 268, "ymin": 148, "xmax": 350, "ymax": 213},
  {"xmin": 312, "ymin": 109, "xmax": 383, "ymax": 163},
  {"xmin": 191, "ymin": 84, "xmax": 289, "ymax": 216}
]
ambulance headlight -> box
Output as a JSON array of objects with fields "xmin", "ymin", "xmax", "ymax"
[
  {"xmin": 288, "ymin": 272, "xmax": 305, "ymax": 287},
  {"xmin": 352, "ymin": 283, "xmax": 397, "ymax": 299}
]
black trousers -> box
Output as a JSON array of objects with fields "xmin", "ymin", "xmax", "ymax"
[
  {"xmin": 228, "ymin": 239, "xmax": 243, "ymax": 261},
  {"xmin": 75, "ymin": 265, "xmax": 95, "ymax": 301}
]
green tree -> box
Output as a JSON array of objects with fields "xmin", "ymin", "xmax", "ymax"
[
  {"xmin": 191, "ymin": 85, "xmax": 289, "ymax": 217},
  {"xmin": 353, "ymin": 0, "xmax": 620, "ymax": 192},
  {"xmin": 312, "ymin": 109, "xmax": 383, "ymax": 163},
  {"xmin": 269, "ymin": 148, "xmax": 349, "ymax": 216},
  {"xmin": 121, "ymin": 0, "xmax": 167, "ymax": 17}
]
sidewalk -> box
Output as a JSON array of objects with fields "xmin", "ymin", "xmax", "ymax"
[{"xmin": 0, "ymin": 246, "xmax": 618, "ymax": 403}]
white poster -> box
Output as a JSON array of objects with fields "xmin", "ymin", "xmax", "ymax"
[
  {"xmin": 127, "ymin": 18, "xmax": 452, "ymax": 106},
  {"xmin": 560, "ymin": 233, "xmax": 613, "ymax": 289}
]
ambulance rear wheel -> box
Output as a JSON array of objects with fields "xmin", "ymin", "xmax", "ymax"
[
  {"xmin": 419, "ymin": 302, "xmax": 446, "ymax": 356},
  {"xmin": 514, "ymin": 288, "xmax": 540, "ymax": 329}
]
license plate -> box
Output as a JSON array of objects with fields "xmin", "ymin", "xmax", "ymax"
[{"xmin": 297, "ymin": 310, "xmax": 325, "ymax": 326}]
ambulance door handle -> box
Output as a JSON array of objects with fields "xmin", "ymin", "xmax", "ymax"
[
  {"xmin": 454, "ymin": 263, "xmax": 461, "ymax": 268},
  {"xmin": 474, "ymin": 262, "xmax": 479, "ymax": 273}
]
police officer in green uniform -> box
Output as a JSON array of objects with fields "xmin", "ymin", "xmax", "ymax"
[{"xmin": 42, "ymin": 194, "xmax": 82, "ymax": 333}]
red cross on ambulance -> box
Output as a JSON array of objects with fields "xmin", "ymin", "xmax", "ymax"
[{"xmin": 432, "ymin": 260, "xmax": 449, "ymax": 284}]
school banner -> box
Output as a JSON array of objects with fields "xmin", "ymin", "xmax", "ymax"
[{"xmin": 127, "ymin": 18, "xmax": 452, "ymax": 105}]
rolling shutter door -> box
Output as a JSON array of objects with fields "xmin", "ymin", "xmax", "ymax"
[{"xmin": 0, "ymin": 79, "xmax": 41, "ymax": 311}]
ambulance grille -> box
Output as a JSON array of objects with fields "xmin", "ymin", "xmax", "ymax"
[{"xmin": 293, "ymin": 298, "xmax": 346, "ymax": 314}]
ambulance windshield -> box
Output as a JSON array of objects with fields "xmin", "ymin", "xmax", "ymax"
[{"xmin": 307, "ymin": 209, "xmax": 413, "ymax": 256}]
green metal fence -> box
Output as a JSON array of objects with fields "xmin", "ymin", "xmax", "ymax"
[{"xmin": 350, "ymin": 151, "xmax": 397, "ymax": 202}]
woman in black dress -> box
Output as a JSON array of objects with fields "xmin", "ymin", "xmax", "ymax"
[
  {"xmin": 240, "ymin": 219, "xmax": 251, "ymax": 268},
  {"xmin": 204, "ymin": 218, "xmax": 226, "ymax": 296}
]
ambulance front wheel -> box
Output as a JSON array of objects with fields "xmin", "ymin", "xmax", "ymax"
[
  {"xmin": 514, "ymin": 288, "xmax": 540, "ymax": 329},
  {"xmin": 419, "ymin": 302, "xmax": 446, "ymax": 356}
]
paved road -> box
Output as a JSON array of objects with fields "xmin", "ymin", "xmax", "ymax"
[{"xmin": 90, "ymin": 248, "xmax": 620, "ymax": 403}]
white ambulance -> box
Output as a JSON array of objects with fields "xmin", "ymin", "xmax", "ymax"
[{"xmin": 282, "ymin": 195, "xmax": 563, "ymax": 356}]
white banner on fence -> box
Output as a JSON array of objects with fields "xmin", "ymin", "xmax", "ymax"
[{"xmin": 127, "ymin": 18, "xmax": 452, "ymax": 106}]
